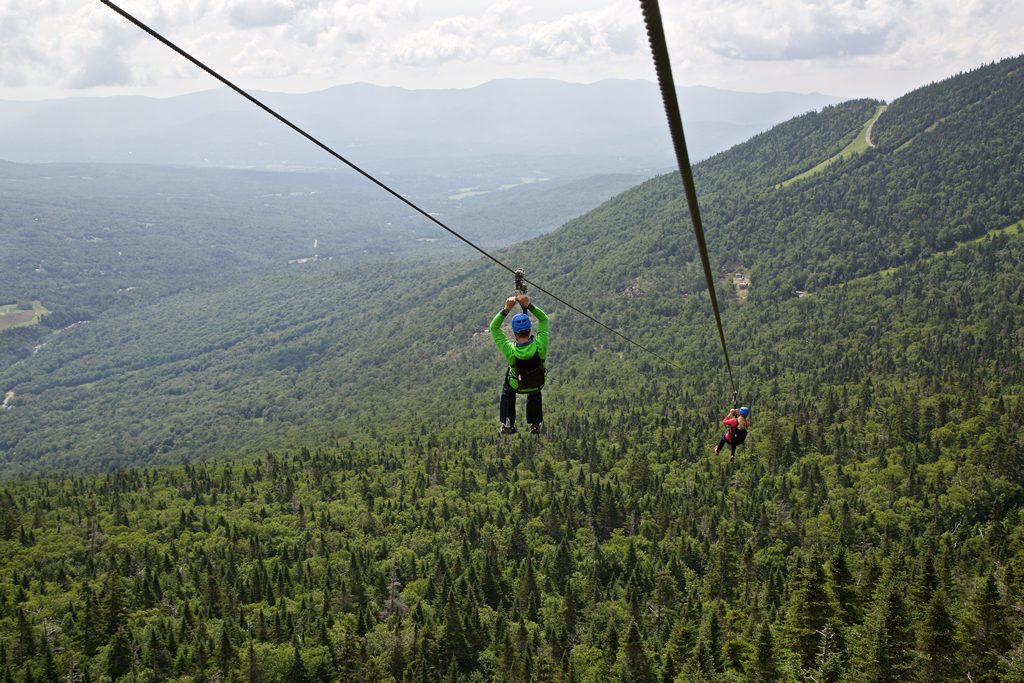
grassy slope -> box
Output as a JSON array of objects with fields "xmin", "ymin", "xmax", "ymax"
[{"xmin": 780, "ymin": 104, "xmax": 885, "ymax": 186}]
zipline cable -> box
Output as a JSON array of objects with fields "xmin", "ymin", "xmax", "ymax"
[
  {"xmin": 100, "ymin": 0, "xmax": 687, "ymax": 373},
  {"xmin": 639, "ymin": 0, "xmax": 739, "ymax": 396}
]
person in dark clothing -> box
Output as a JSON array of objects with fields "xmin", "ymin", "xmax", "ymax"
[
  {"xmin": 715, "ymin": 406, "xmax": 751, "ymax": 462},
  {"xmin": 490, "ymin": 294, "xmax": 549, "ymax": 434}
]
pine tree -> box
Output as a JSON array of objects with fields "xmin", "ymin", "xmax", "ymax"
[
  {"xmin": 517, "ymin": 555, "xmax": 541, "ymax": 622},
  {"xmin": 784, "ymin": 555, "xmax": 833, "ymax": 670},
  {"xmin": 15, "ymin": 608, "xmax": 35, "ymax": 664},
  {"xmin": 909, "ymin": 549, "xmax": 938, "ymax": 615},
  {"xmin": 106, "ymin": 626, "xmax": 133, "ymax": 681},
  {"xmin": 439, "ymin": 591, "xmax": 473, "ymax": 674},
  {"xmin": 285, "ymin": 637, "xmax": 308, "ymax": 683},
  {"xmin": 147, "ymin": 627, "xmax": 171, "ymax": 679},
  {"xmin": 619, "ymin": 619, "xmax": 654, "ymax": 682},
  {"xmin": 967, "ymin": 571, "xmax": 1011, "ymax": 683},
  {"xmin": 245, "ymin": 636, "xmax": 259, "ymax": 683},
  {"xmin": 858, "ymin": 569, "xmax": 915, "ymax": 683},
  {"xmin": 692, "ymin": 638, "xmax": 716, "ymax": 678},
  {"xmin": 41, "ymin": 639, "xmax": 58, "ymax": 683},
  {"xmin": 746, "ymin": 620, "xmax": 780, "ymax": 683},
  {"xmin": 104, "ymin": 566, "xmax": 127, "ymax": 637},
  {"xmin": 218, "ymin": 623, "xmax": 237, "ymax": 678},
  {"xmin": 916, "ymin": 590, "xmax": 960, "ymax": 682},
  {"xmin": 551, "ymin": 538, "xmax": 573, "ymax": 594},
  {"xmin": 816, "ymin": 624, "xmax": 847, "ymax": 683},
  {"xmin": 698, "ymin": 610, "xmax": 724, "ymax": 674},
  {"xmin": 660, "ymin": 651, "xmax": 678, "ymax": 683},
  {"xmin": 603, "ymin": 620, "xmax": 620, "ymax": 676},
  {"xmin": 563, "ymin": 580, "xmax": 577, "ymax": 637},
  {"xmin": 829, "ymin": 540, "xmax": 860, "ymax": 626},
  {"xmin": 389, "ymin": 633, "xmax": 407, "ymax": 682},
  {"xmin": 668, "ymin": 616, "xmax": 697, "ymax": 669}
]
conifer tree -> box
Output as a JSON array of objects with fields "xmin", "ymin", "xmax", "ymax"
[
  {"xmin": 661, "ymin": 651, "xmax": 678, "ymax": 683},
  {"xmin": 551, "ymin": 538, "xmax": 573, "ymax": 594},
  {"xmin": 218, "ymin": 623, "xmax": 237, "ymax": 678},
  {"xmin": 41, "ymin": 639, "xmax": 57, "ymax": 683},
  {"xmin": 829, "ymin": 540, "xmax": 859, "ymax": 626},
  {"xmin": 650, "ymin": 569, "xmax": 678, "ymax": 641},
  {"xmin": 692, "ymin": 638, "xmax": 717, "ymax": 679},
  {"xmin": 816, "ymin": 624, "xmax": 847, "ymax": 683},
  {"xmin": 909, "ymin": 549, "xmax": 938, "ymax": 615},
  {"xmin": 439, "ymin": 591, "xmax": 473, "ymax": 674},
  {"xmin": 620, "ymin": 619, "xmax": 655, "ymax": 682},
  {"xmin": 15, "ymin": 608, "xmax": 35, "ymax": 665},
  {"xmin": 106, "ymin": 626, "xmax": 133, "ymax": 681},
  {"xmin": 285, "ymin": 637, "xmax": 308, "ymax": 683},
  {"xmin": 967, "ymin": 571, "xmax": 1011, "ymax": 683},
  {"xmin": 603, "ymin": 620, "xmax": 620, "ymax": 677},
  {"xmin": 857, "ymin": 569, "xmax": 915, "ymax": 683},
  {"xmin": 517, "ymin": 555, "xmax": 541, "ymax": 622},
  {"xmin": 147, "ymin": 627, "xmax": 171, "ymax": 679},
  {"xmin": 747, "ymin": 620, "xmax": 780, "ymax": 683},
  {"xmin": 916, "ymin": 590, "xmax": 960, "ymax": 682},
  {"xmin": 698, "ymin": 610, "xmax": 724, "ymax": 674},
  {"xmin": 784, "ymin": 555, "xmax": 833, "ymax": 670},
  {"xmin": 104, "ymin": 566, "xmax": 127, "ymax": 637}
]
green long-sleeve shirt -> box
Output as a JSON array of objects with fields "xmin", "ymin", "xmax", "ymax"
[{"xmin": 490, "ymin": 305, "xmax": 549, "ymax": 392}]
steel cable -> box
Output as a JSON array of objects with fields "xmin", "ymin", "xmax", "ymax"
[{"xmin": 639, "ymin": 0, "xmax": 739, "ymax": 396}]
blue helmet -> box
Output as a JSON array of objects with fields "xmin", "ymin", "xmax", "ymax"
[
  {"xmin": 511, "ymin": 313, "xmax": 532, "ymax": 333},
  {"xmin": 738, "ymin": 406, "xmax": 750, "ymax": 416}
]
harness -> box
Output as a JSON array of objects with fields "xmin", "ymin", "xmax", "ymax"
[
  {"xmin": 726, "ymin": 421, "xmax": 748, "ymax": 445},
  {"xmin": 509, "ymin": 338, "xmax": 545, "ymax": 391}
]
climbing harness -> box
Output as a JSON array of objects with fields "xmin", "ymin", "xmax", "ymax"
[{"xmin": 512, "ymin": 354, "xmax": 545, "ymax": 391}]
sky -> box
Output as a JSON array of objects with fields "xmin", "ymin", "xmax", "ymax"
[{"xmin": 0, "ymin": 0, "xmax": 1022, "ymax": 103}]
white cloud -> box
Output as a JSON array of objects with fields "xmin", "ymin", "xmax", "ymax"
[
  {"xmin": 230, "ymin": 37, "xmax": 297, "ymax": 78},
  {"xmin": 654, "ymin": 0, "xmax": 1024, "ymax": 97},
  {"xmin": 0, "ymin": 0, "xmax": 1021, "ymax": 99},
  {"xmin": 285, "ymin": 0, "xmax": 419, "ymax": 47},
  {"xmin": 669, "ymin": 0, "xmax": 1023, "ymax": 72},
  {"xmin": 525, "ymin": 6, "xmax": 641, "ymax": 61},
  {"xmin": 484, "ymin": 1, "xmax": 530, "ymax": 25},
  {"xmin": 0, "ymin": 1, "xmax": 143, "ymax": 90},
  {"xmin": 228, "ymin": 0, "xmax": 300, "ymax": 29},
  {"xmin": 678, "ymin": 0, "xmax": 902, "ymax": 62},
  {"xmin": 388, "ymin": 1, "xmax": 641, "ymax": 68},
  {"xmin": 392, "ymin": 16, "xmax": 479, "ymax": 66}
]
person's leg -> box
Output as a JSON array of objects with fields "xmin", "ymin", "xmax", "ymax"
[
  {"xmin": 526, "ymin": 390, "xmax": 543, "ymax": 428},
  {"xmin": 729, "ymin": 441, "xmax": 737, "ymax": 462},
  {"xmin": 715, "ymin": 435, "xmax": 728, "ymax": 453},
  {"xmin": 500, "ymin": 382, "xmax": 517, "ymax": 430}
]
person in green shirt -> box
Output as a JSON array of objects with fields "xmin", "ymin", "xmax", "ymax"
[{"xmin": 490, "ymin": 293, "xmax": 549, "ymax": 434}]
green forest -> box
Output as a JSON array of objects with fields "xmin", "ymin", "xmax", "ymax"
[
  {"xmin": 0, "ymin": 56, "xmax": 1023, "ymax": 682},
  {"xmin": 0, "ymin": 163, "xmax": 648, "ymax": 369}
]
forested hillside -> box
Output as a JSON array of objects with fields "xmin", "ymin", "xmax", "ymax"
[
  {"xmin": 2, "ymin": 57, "xmax": 1023, "ymax": 474},
  {"xmin": 0, "ymin": 56, "xmax": 1023, "ymax": 683},
  {"xmin": 1, "ymin": 232, "xmax": 1023, "ymax": 682},
  {"xmin": 0, "ymin": 163, "xmax": 649, "ymax": 369}
]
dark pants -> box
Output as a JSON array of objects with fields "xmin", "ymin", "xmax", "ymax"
[
  {"xmin": 717, "ymin": 435, "xmax": 737, "ymax": 456},
  {"xmin": 500, "ymin": 381, "xmax": 543, "ymax": 427}
]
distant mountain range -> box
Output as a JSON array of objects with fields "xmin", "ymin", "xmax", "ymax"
[{"xmin": 0, "ymin": 79, "xmax": 845, "ymax": 175}]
